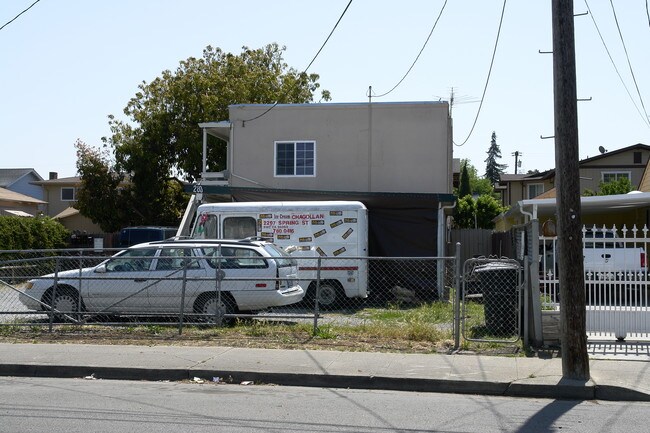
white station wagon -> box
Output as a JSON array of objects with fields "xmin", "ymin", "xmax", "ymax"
[{"xmin": 19, "ymin": 239, "xmax": 304, "ymax": 320}]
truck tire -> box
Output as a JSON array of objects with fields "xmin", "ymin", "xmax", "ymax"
[{"xmin": 307, "ymin": 280, "xmax": 344, "ymax": 310}]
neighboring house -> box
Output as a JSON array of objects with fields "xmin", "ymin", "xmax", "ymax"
[
  {"xmin": 199, "ymin": 101, "xmax": 454, "ymax": 193},
  {"xmin": 0, "ymin": 168, "xmax": 45, "ymax": 201},
  {"xmin": 31, "ymin": 173, "xmax": 103, "ymax": 234},
  {"xmin": 497, "ymin": 143, "xmax": 650, "ymax": 207},
  {"xmin": 0, "ymin": 187, "xmax": 46, "ymax": 217},
  {"xmin": 186, "ymin": 101, "xmax": 457, "ymax": 257}
]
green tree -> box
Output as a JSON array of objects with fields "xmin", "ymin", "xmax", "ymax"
[
  {"xmin": 583, "ymin": 177, "xmax": 632, "ymax": 197},
  {"xmin": 78, "ymin": 44, "xmax": 329, "ymax": 231},
  {"xmin": 475, "ymin": 194, "xmax": 505, "ymax": 229},
  {"xmin": 454, "ymin": 195, "xmax": 477, "ymax": 229},
  {"xmin": 458, "ymin": 161, "xmax": 471, "ymax": 198},
  {"xmin": 456, "ymin": 159, "xmax": 495, "ymax": 197},
  {"xmin": 453, "ymin": 194, "xmax": 505, "ymax": 229},
  {"xmin": 484, "ymin": 131, "xmax": 508, "ymax": 185}
]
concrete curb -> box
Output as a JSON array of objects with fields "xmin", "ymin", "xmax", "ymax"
[{"xmin": 2, "ymin": 364, "xmax": 648, "ymax": 402}]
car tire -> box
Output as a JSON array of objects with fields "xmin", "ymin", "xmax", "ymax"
[
  {"xmin": 195, "ymin": 292, "xmax": 237, "ymax": 325},
  {"xmin": 48, "ymin": 287, "xmax": 82, "ymax": 321}
]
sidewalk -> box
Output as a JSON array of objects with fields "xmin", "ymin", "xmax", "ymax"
[{"xmin": 0, "ymin": 343, "xmax": 648, "ymax": 401}]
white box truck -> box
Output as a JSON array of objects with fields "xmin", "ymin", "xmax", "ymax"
[{"xmin": 190, "ymin": 201, "xmax": 368, "ymax": 307}]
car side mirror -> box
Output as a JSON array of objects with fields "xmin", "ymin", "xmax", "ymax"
[{"xmin": 95, "ymin": 264, "xmax": 107, "ymax": 274}]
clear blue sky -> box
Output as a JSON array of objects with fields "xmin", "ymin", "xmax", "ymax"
[{"xmin": 2, "ymin": 0, "xmax": 649, "ymax": 179}]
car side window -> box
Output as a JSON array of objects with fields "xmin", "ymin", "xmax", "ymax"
[
  {"xmin": 202, "ymin": 246, "xmax": 267, "ymax": 269},
  {"xmin": 106, "ymin": 248, "xmax": 157, "ymax": 272},
  {"xmin": 156, "ymin": 248, "xmax": 200, "ymax": 270}
]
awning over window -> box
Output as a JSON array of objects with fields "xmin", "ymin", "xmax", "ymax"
[{"xmin": 3, "ymin": 209, "xmax": 33, "ymax": 217}]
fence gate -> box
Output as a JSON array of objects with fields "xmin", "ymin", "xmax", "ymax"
[{"xmin": 461, "ymin": 257, "xmax": 522, "ymax": 343}]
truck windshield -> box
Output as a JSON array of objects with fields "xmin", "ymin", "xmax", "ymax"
[{"xmin": 193, "ymin": 214, "xmax": 218, "ymax": 239}]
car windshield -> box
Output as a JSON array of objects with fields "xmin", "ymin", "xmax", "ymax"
[{"xmin": 105, "ymin": 248, "xmax": 157, "ymax": 272}]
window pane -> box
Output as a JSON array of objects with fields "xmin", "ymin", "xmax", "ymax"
[
  {"xmin": 295, "ymin": 142, "xmax": 314, "ymax": 175},
  {"xmin": 276, "ymin": 143, "xmax": 294, "ymax": 175},
  {"xmin": 61, "ymin": 187, "xmax": 75, "ymax": 201},
  {"xmin": 223, "ymin": 217, "xmax": 257, "ymax": 239}
]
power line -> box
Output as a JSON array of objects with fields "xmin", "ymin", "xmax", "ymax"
[
  {"xmin": 242, "ymin": 0, "xmax": 353, "ymax": 125},
  {"xmin": 584, "ymin": 0, "xmax": 650, "ymax": 128},
  {"xmin": 0, "ymin": 0, "xmax": 41, "ymax": 32},
  {"xmin": 370, "ymin": 0, "xmax": 448, "ymax": 99},
  {"xmin": 455, "ymin": 0, "xmax": 508, "ymax": 147},
  {"xmin": 608, "ymin": 0, "xmax": 650, "ymax": 126}
]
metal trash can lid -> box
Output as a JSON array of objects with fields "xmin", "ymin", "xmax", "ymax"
[{"xmin": 473, "ymin": 262, "xmax": 519, "ymax": 273}]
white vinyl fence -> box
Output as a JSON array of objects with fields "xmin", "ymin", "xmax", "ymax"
[{"xmin": 539, "ymin": 224, "xmax": 650, "ymax": 340}]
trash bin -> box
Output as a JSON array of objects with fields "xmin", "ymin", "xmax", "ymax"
[{"xmin": 474, "ymin": 262, "xmax": 519, "ymax": 336}]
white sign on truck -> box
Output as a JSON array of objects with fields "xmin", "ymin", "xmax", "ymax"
[{"xmin": 191, "ymin": 201, "xmax": 369, "ymax": 307}]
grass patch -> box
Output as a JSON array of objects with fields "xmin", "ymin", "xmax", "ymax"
[{"xmin": 0, "ymin": 300, "xmax": 522, "ymax": 355}]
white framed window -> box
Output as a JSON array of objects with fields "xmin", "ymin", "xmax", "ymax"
[
  {"xmin": 274, "ymin": 141, "xmax": 316, "ymax": 177},
  {"xmin": 61, "ymin": 187, "xmax": 76, "ymax": 201},
  {"xmin": 602, "ymin": 171, "xmax": 630, "ymax": 183},
  {"xmin": 527, "ymin": 183, "xmax": 544, "ymax": 199}
]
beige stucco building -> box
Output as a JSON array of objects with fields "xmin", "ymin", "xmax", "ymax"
[{"xmin": 200, "ymin": 101, "xmax": 454, "ymax": 195}]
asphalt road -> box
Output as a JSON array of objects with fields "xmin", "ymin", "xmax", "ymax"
[{"xmin": 1, "ymin": 377, "xmax": 649, "ymax": 433}]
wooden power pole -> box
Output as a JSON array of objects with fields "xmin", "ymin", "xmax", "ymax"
[{"xmin": 552, "ymin": 0, "xmax": 590, "ymax": 380}]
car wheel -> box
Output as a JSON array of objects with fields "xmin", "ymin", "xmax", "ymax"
[
  {"xmin": 196, "ymin": 293, "xmax": 236, "ymax": 325},
  {"xmin": 49, "ymin": 288, "xmax": 82, "ymax": 320}
]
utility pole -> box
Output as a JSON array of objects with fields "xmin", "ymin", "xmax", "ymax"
[
  {"xmin": 552, "ymin": 0, "xmax": 590, "ymax": 380},
  {"xmin": 512, "ymin": 151, "xmax": 522, "ymax": 174}
]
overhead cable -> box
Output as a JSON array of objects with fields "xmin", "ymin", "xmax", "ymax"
[
  {"xmin": 0, "ymin": 0, "xmax": 41, "ymax": 32},
  {"xmin": 455, "ymin": 0, "xmax": 508, "ymax": 147},
  {"xmin": 371, "ymin": 0, "xmax": 448, "ymax": 99},
  {"xmin": 242, "ymin": 0, "xmax": 353, "ymax": 125},
  {"xmin": 584, "ymin": 0, "xmax": 650, "ymax": 128},
  {"xmin": 608, "ymin": 0, "xmax": 650, "ymax": 126}
]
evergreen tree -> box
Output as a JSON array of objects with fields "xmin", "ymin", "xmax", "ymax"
[
  {"xmin": 458, "ymin": 161, "xmax": 471, "ymax": 198},
  {"xmin": 484, "ymin": 131, "xmax": 508, "ymax": 184}
]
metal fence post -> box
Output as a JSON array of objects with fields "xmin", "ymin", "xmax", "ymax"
[
  {"xmin": 48, "ymin": 256, "xmax": 60, "ymax": 332},
  {"xmin": 178, "ymin": 251, "xmax": 189, "ymax": 335},
  {"xmin": 313, "ymin": 256, "xmax": 322, "ymax": 335},
  {"xmin": 209, "ymin": 245, "xmax": 225, "ymax": 326},
  {"xmin": 454, "ymin": 242, "xmax": 462, "ymax": 351}
]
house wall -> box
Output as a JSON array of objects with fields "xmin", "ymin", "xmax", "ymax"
[
  {"xmin": 41, "ymin": 181, "xmax": 78, "ymax": 217},
  {"xmin": 0, "ymin": 200, "xmax": 41, "ymax": 216},
  {"xmin": 7, "ymin": 172, "xmax": 44, "ymax": 201},
  {"xmin": 56, "ymin": 213, "xmax": 103, "ymax": 234},
  {"xmin": 579, "ymin": 147, "xmax": 650, "ymax": 192},
  {"xmin": 504, "ymin": 178, "xmax": 554, "ymax": 205},
  {"xmin": 227, "ymin": 102, "xmax": 452, "ymax": 194}
]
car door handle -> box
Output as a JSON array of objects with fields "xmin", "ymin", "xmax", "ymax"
[
  {"xmin": 601, "ymin": 254, "xmax": 611, "ymax": 259},
  {"xmin": 134, "ymin": 278, "xmax": 148, "ymax": 282}
]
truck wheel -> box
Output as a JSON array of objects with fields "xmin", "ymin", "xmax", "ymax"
[{"xmin": 307, "ymin": 281, "xmax": 343, "ymax": 310}]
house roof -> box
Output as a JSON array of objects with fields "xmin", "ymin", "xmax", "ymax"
[
  {"xmin": 505, "ymin": 191, "xmax": 650, "ymax": 221},
  {"xmin": 0, "ymin": 187, "xmax": 47, "ymax": 204},
  {"xmin": 0, "ymin": 168, "xmax": 43, "ymax": 188},
  {"xmin": 53, "ymin": 206, "xmax": 79, "ymax": 219},
  {"xmin": 31, "ymin": 176, "xmax": 81, "ymax": 185},
  {"xmin": 579, "ymin": 143, "xmax": 650, "ymax": 165}
]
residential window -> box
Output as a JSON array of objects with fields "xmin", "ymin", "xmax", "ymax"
[
  {"xmin": 527, "ymin": 183, "xmax": 544, "ymax": 199},
  {"xmin": 61, "ymin": 187, "xmax": 76, "ymax": 201},
  {"xmin": 602, "ymin": 172, "xmax": 630, "ymax": 183},
  {"xmin": 274, "ymin": 141, "xmax": 316, "ymax": 176},
  {"xmin": 634, "ymin": 152, "xmax": 642, "ymax": 164}
]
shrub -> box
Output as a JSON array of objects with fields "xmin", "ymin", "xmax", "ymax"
[{"xmin": 0, "ymin": 216, "xmax": 69, "ymax": 250}]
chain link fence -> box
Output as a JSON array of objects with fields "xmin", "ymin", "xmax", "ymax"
[
  {"xmin": 461, "ymin": 257, "xmax": 523, "ymax": 343},
  {"xmin": 1, "ymin": 249, "xmax": 459, "ymax": 337}
]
